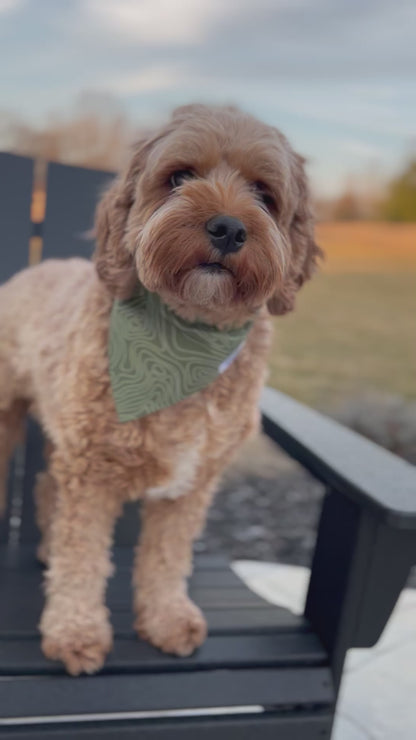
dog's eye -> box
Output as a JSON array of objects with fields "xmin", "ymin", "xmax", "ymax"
[
  {"xmin": 170, "ymin": 170, "xmax": 195, "ymax": 188},
  {"xmin": 253, "ymin": 182, "xmax": 276, "ymax": 212}
]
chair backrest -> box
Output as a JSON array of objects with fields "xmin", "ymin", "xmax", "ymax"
[
  {"xmin": 2, "ymin": 156, "xmax": 141, "ymax": 546},
  {"xmin": 0, "ymin": 152, "xmax": 34, "ymax": 282},
  {"xmin": 42, "ymin": 162, "xmax": 114, "ymax": 260},
  {"xmin": 0, "ymin": 153, "xmax": 34, "ymax": 544}
]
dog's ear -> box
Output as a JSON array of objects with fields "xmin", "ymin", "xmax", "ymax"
[
  {"xmin": 267, "ymin": 153, "xmax": 323, "ymax": 316},
  {"xmin": 93, "ymin": 137, "xmax": 153, "ymax": 299}
]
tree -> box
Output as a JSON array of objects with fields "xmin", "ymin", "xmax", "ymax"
[
  {"xmin": 332, "ymin": 189, "xmax": 363, "ymax": 220},
  {"xmin": 10, "ymin": 93, "xmax": 136, "ymax": 172},
  {"xmin": 380, "ymin": 159, "xmax": 416, "ymax": 222}
]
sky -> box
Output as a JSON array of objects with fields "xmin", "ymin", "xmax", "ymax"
[{"xmin": 1, "ymin": 0, "xmax": 415, "ymax": 197}]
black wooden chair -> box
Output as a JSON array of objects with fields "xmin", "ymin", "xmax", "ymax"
[{"xmin": 1, "ymin": 152, "xmax": 415, "ymax": 739}]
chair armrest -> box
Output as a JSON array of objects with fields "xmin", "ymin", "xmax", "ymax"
[
  {"xmin": 260, "ymin": 387, "xmax": 416, "ymax": 690},
  {"xmin": 260, "ymin": 387, "xmax": 416, "ymax": 530}
]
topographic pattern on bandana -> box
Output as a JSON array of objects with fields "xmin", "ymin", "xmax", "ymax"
[{"xmin": 109, "ymin": 287, "xmax": 251, "ymax": 422}]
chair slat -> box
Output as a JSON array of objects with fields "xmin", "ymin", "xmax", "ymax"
[
  {"xmin": 0, "ymin": 631, "xmax": 325, "ymax": 675},
  {"xmin": 42, "ymin": 162, "xmax": 114, "ymax": 260},
  {"xmin": 0, "ymin": 547, "xmax": 306, "ymax": 640},
  {"xmin": 0, "ymin": 152, "xmax": 33, "ymax": 283},
  {"xmin": 0, "ymin": 152, "xmax": 33, "ymax": 544},
  {"xmin": 0, "ymin": 667, "xmax": 333, "ymax": 718},
  {"xmin": 0, "ymin": 713, "xmax": 334, "ymax": 740}
]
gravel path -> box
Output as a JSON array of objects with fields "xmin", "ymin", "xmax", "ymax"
[
  {"xmin": 199, "ymin": 466, "xmax": 324, "ymax": 566},
  {"xmin": 197, "ymin": 436, "xmax": 325, "ymax": 566}
]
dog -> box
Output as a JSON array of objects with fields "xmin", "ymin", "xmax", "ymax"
[{"xmin": 0, "ymin": 104, "xmax": 321, "ymax": 675}]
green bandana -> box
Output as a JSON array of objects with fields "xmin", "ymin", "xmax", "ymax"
[{"xmin": 108, "ymin": 287, "xmax": 251, "ymax": 422}]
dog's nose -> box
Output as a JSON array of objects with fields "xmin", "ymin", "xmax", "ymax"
[{"xmin": 205, "ymin": 215, "xmax": 247, "ymax": 254}]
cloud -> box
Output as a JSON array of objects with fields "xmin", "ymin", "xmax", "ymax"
[
  {"xmin": 109, "ymin": 65, "xmax": 416, "ymax": 141},
  {"xmin": 98, "ymin": 65, "xmax": 185, "ymax": 95},
  {"xmin": 1, "ymin": 0, "xmax": 415, "ymax": 195},
  {"xmin": 0, "ymin": 0, "xmax": 23, "ymax": 13},
  {"xmin": 340, "ymin": 139, "xmax": 385, "ymax": 160},
  {"xmin": 260, "ymin": 82, "xmax": 416, "ymax": 139},
  {"xmin": 85, "ymin": 0, "xmax": 234, "ymax": 45}
]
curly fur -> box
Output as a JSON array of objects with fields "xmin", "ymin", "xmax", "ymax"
[{"xmin": 0, "ymin": 104, "xmax": 321, "ymax": 675}]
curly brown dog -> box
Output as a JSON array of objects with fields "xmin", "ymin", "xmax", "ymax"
[{"xmin": 0, "ymin": 104, "xmax": 321, "ymax": 675}]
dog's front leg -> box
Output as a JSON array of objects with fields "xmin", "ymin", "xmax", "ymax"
[
  {"xmin": 133, "ymin": 473, "xmax": 219, "ymax": 656},
  {"xmin": 39, "ymin": 455, "xmax": 122, "ymax": 675}
]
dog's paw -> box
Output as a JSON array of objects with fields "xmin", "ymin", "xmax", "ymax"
[
  {"xmin": 136, "ymin": 595, "xmax": 207, "ymax": 657},
  {"xmin": 40, "ymin": 606, "xmax": 113, "ymax": 676}
]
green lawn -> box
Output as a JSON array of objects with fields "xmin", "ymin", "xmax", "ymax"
[{"xmin": 268, "ymin": 271, "xmax": 416, "ymax": 410}]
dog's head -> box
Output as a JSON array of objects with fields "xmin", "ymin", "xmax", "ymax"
[{"xmin": 94, "ymin": 104, "xmax": 322, "ymax": 325}]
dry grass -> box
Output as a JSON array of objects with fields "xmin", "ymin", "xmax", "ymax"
[
  {"xmin": 315, "ymin": 221, "xmax": 416, "ymax": 273},
  {"xmin": 269, "ymin": 222, "xmax": 416, "ymax": 409}
]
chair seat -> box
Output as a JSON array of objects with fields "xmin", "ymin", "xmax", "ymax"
[
  {"xmin": 0, "ymin": 545, "xmax": 334, "ymax": 733},
  {"xmin": 0, "ymin": 546, "xmax": 321, "ymax": 673}
]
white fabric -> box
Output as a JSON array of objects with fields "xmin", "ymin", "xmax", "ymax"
[{"xmin": 234, "ymin": 560, "xmax": 416, "ymax": 740}]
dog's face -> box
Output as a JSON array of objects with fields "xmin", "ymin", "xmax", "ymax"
[{"xmin": 95, "ymin": 105, "xmax": 321, "ymax": 326}]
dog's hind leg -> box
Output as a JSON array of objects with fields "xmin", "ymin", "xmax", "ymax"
[{"xmin": 0, "ymin": 399, "xmax": 28, "ymax": 518}]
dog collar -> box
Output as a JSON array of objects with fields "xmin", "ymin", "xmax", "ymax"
[{"xmin": 108, "ymin": 287, "xmax": 252, "ymax": 422}]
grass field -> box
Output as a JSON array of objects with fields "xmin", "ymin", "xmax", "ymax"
[{"xmin": 268, "ymin": 222, "xmax": 416, "ymax": 409}]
